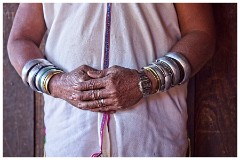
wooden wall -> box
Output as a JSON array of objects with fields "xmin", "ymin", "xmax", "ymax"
[
  {"xmin": 3, "ymin": 3, "xmax": 45, "ymax": 157},
  {"xmin": 194, "ymin": 4, "xmax": 237, "ymax": 156},
  {"xmin": 3, "ymin": 3, "xmax": 237, "ymax": 157}
]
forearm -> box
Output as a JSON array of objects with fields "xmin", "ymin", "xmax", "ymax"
[
  {"xmin": 170, "ymin": 30, "xmax": 215, "ymax": 76},
  {"xmin": 7, "ymin": 3, "xmax": 46, "ymax": 76},
  {"xmin": 7, "ymin": 38, "xmax": 45, "ymax": 76}
]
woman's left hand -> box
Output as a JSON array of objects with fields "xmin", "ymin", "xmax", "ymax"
[{"xmin": 72, "ymin": 65, "xmax": 143, "ymax": 112}]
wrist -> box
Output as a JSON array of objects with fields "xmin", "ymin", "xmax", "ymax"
[{"xmin": 48, "ymin": 72, "xmax": 63, "ymax": 98}]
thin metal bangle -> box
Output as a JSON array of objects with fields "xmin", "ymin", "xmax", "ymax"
[
  {"xmin": 156, "ymin": 62, "xmax": 172, "ymax": 91},
  {"xmin": 35, "ymin": 65, "xmax": 55, "ymax": 91},
  {"xmin": 27, "ymin": 63, "xmax": 46, "ymax": 92},
  {"xmin": 40, "ymin": 68, "xmax": 63, "ymax": 93},
  {"xmin": 22, "ymin": 59, "xmax": 53, "ymax": 86},
  {"xmin": 156, "ymin": 56, "xmax": 180, "ymax": 86},
  {"xmin": 148, "ymin": 66, "xmax": 162, "ymax": 92},
  {"xmin": 165, "ymin": 52, "xmax": 191, "ymax": 84},
  {"xmin": 44, "ymin": 71, "xmax": 64, "ymax": 95},
  {"xmin": 39, "ymin": 69, "xmax": 57, "ymax": 93},
  {"xmin": 144, "ymin": 66, "xmax": 160, "ymax": 93},
  {"xmin": 150, "ymin": 63, "xmax": 165, "ymax": 92},
  {"xmin": 39, "ymin": 68, "xmax": 62, "ymax": 93}
]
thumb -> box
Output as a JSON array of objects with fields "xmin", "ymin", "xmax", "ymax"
[{"xmin": 87, "ymin": 70, "xmax": 106, "ymax": 78}]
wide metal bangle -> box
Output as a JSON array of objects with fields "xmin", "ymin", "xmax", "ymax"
[
  {"xmin": 21, "ymin": 59, "xmax": 53, "ymax": 86},
  {"xmin": 156, "ymin": 56, "xmax": 180, "ymax": 86},
  {"xmin": 27, "ymin": 63, "xmax": 46, "ymax": 92},
  {"xmin": 22, "ymin": 60, "xmax": 41, "ymax": 86},
  {"xmin": 165, "ymin": 52, "xmax": 191, "ymax": 84}
]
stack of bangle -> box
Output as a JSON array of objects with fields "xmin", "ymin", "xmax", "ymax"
[
  {"xmin": 21, "ymin": 58, "xmax": 64, "ymax": 95},
  {"xmin": 142, "ymin": 52, "xmax": 191, "ymax": 93}
]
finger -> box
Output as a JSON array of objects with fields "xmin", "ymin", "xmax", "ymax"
[
  {"xmin": 90, "ymin": 107, "xmax": 114, "ymax": 113},
  {"xmin": 87, "ymin": 70, "xmax": 107, "ymax": 79},
  {"xmin": 89, "ymin": 105, "xmax": 122, "ymax": 113},
  {"xmin": 73, "ymin": 78, "xmax": 106, "ymax": 91},
  {"xmin": 108, "ymin": 110, "xmax": 116, "ymax": 114},
  {"xmin": 71, "ymin": 72, "xmax": 89, "ymax": 84},
  {"xmin": 77, "ymin": 98, "xmax": 112, "ymax": 110},
  {"xmin": 79, "ymin": 65, "xmax": 99, "ymax": 72},
  {"xmin": 71, "ymin": 89, "xmax": 109, "ymax": 101}
]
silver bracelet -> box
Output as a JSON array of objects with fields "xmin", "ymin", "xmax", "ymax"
[
  {"xmin": 22, "ymin": 60, "xmax": 40, "ymax": 86},
  {"xmin": 21, "ymin": 58, "xmax": 53, "ymax": 86},
  {"xmin": 35, "ymin": 66, "xmax": 56, "ymax": 91},
  {"xmin": 149, "ymin": 64, "xmax": 165, "ymax": 92},
  {"xmin": 165, "ymin": 52, "xmax": 191, "ymax": 84},
  {"xmin": 27, "ymin": 63, "xmax": 46, "ymax": 92},
  {"xmin": 156, "ymin": 56, "xmax": 180, "ymax": 86},
  {"xmin": 155, "ymin": 62, "xmax": 172, "ymax": 91}
]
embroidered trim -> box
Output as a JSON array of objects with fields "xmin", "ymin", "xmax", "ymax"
[{"xmin": 91, "ymin": 3, "xmax": 112, "ymax": 157}]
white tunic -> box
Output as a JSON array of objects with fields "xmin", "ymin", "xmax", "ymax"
[{"xmin": 42, "ymin": 3, "xmax": 188, "ymax": 157}]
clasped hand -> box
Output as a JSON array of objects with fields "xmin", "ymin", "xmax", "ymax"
[{"xmin": 49, "ymin": 65, "xmax": 143, "ymax": 113}]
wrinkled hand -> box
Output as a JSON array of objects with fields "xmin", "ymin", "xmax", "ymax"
[
  {"xmin": 72, "ymin": 65, "xmax": 143, "ymax": 112},
  {"xmin": 48, "ymin": 65, "xmax": 98, "ymax": 107}
]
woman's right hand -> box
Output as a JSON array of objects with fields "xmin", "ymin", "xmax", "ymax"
[{"xmin": 48, "ymin": 65, "xmax": 98, "ymax": 108}]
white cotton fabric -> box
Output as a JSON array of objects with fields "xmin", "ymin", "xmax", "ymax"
[{"xmin": 42, "ymin": 3, "xmax": 189, "ymax": 157}]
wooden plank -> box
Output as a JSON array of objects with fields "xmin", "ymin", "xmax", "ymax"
[
  {"xmin": 34, "ymin": 93, "xmax": 44, "ymax": 157},
  {"xmin": 3, "ymin": 3, "xmax": 34, "ymax": 157},
  {"xmin": 194, "ymin": 4, "xmax": 237, "ymax": 156}
]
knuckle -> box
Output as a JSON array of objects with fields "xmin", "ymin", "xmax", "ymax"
[
  {"xmin": 108, "ymin": 77, "xmax": 115, "ymax": 85},
  {"xmin": 116, "ymin": 101, "xmax": 121, "ymax": 106},
  {"xmin": 81, "ymin": 75, "xmax": 89, "ymax": 82},
  {"xmin": 77, "ymin": 102, "xmax": 83, "ymax": 108},
  {"xmin": 87, "ymin": 91, "xmax": 92, "ymax": 98},
  {"xmin": 95, "ymin": 101, "xmax": 99, "ymax": 107},
  {"xmin": 81, "ymin": 65, "xmax": 88, "ymax": 69},
  {"xmin": 109, "ymin": 89, "xmax": 117, "ymax": 97},
  {"xmin": 78, "ymin": 93, "xmax": 84, "ymax": 101},
  {"xmin": 89, "ymin": 79, "xmax": 94, "ymax": 84},
  {"xmin": 113, "ymin": 98, "xmax": 121, "ymax": 106},
  {"xmin": 79, "ymin": 82, "xmax": 87, "ymax": 90}
]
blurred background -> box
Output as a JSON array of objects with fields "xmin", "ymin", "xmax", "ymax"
[{"xmin": 3, "ymin": 3, "xmax": 237, "ymax": 157}]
